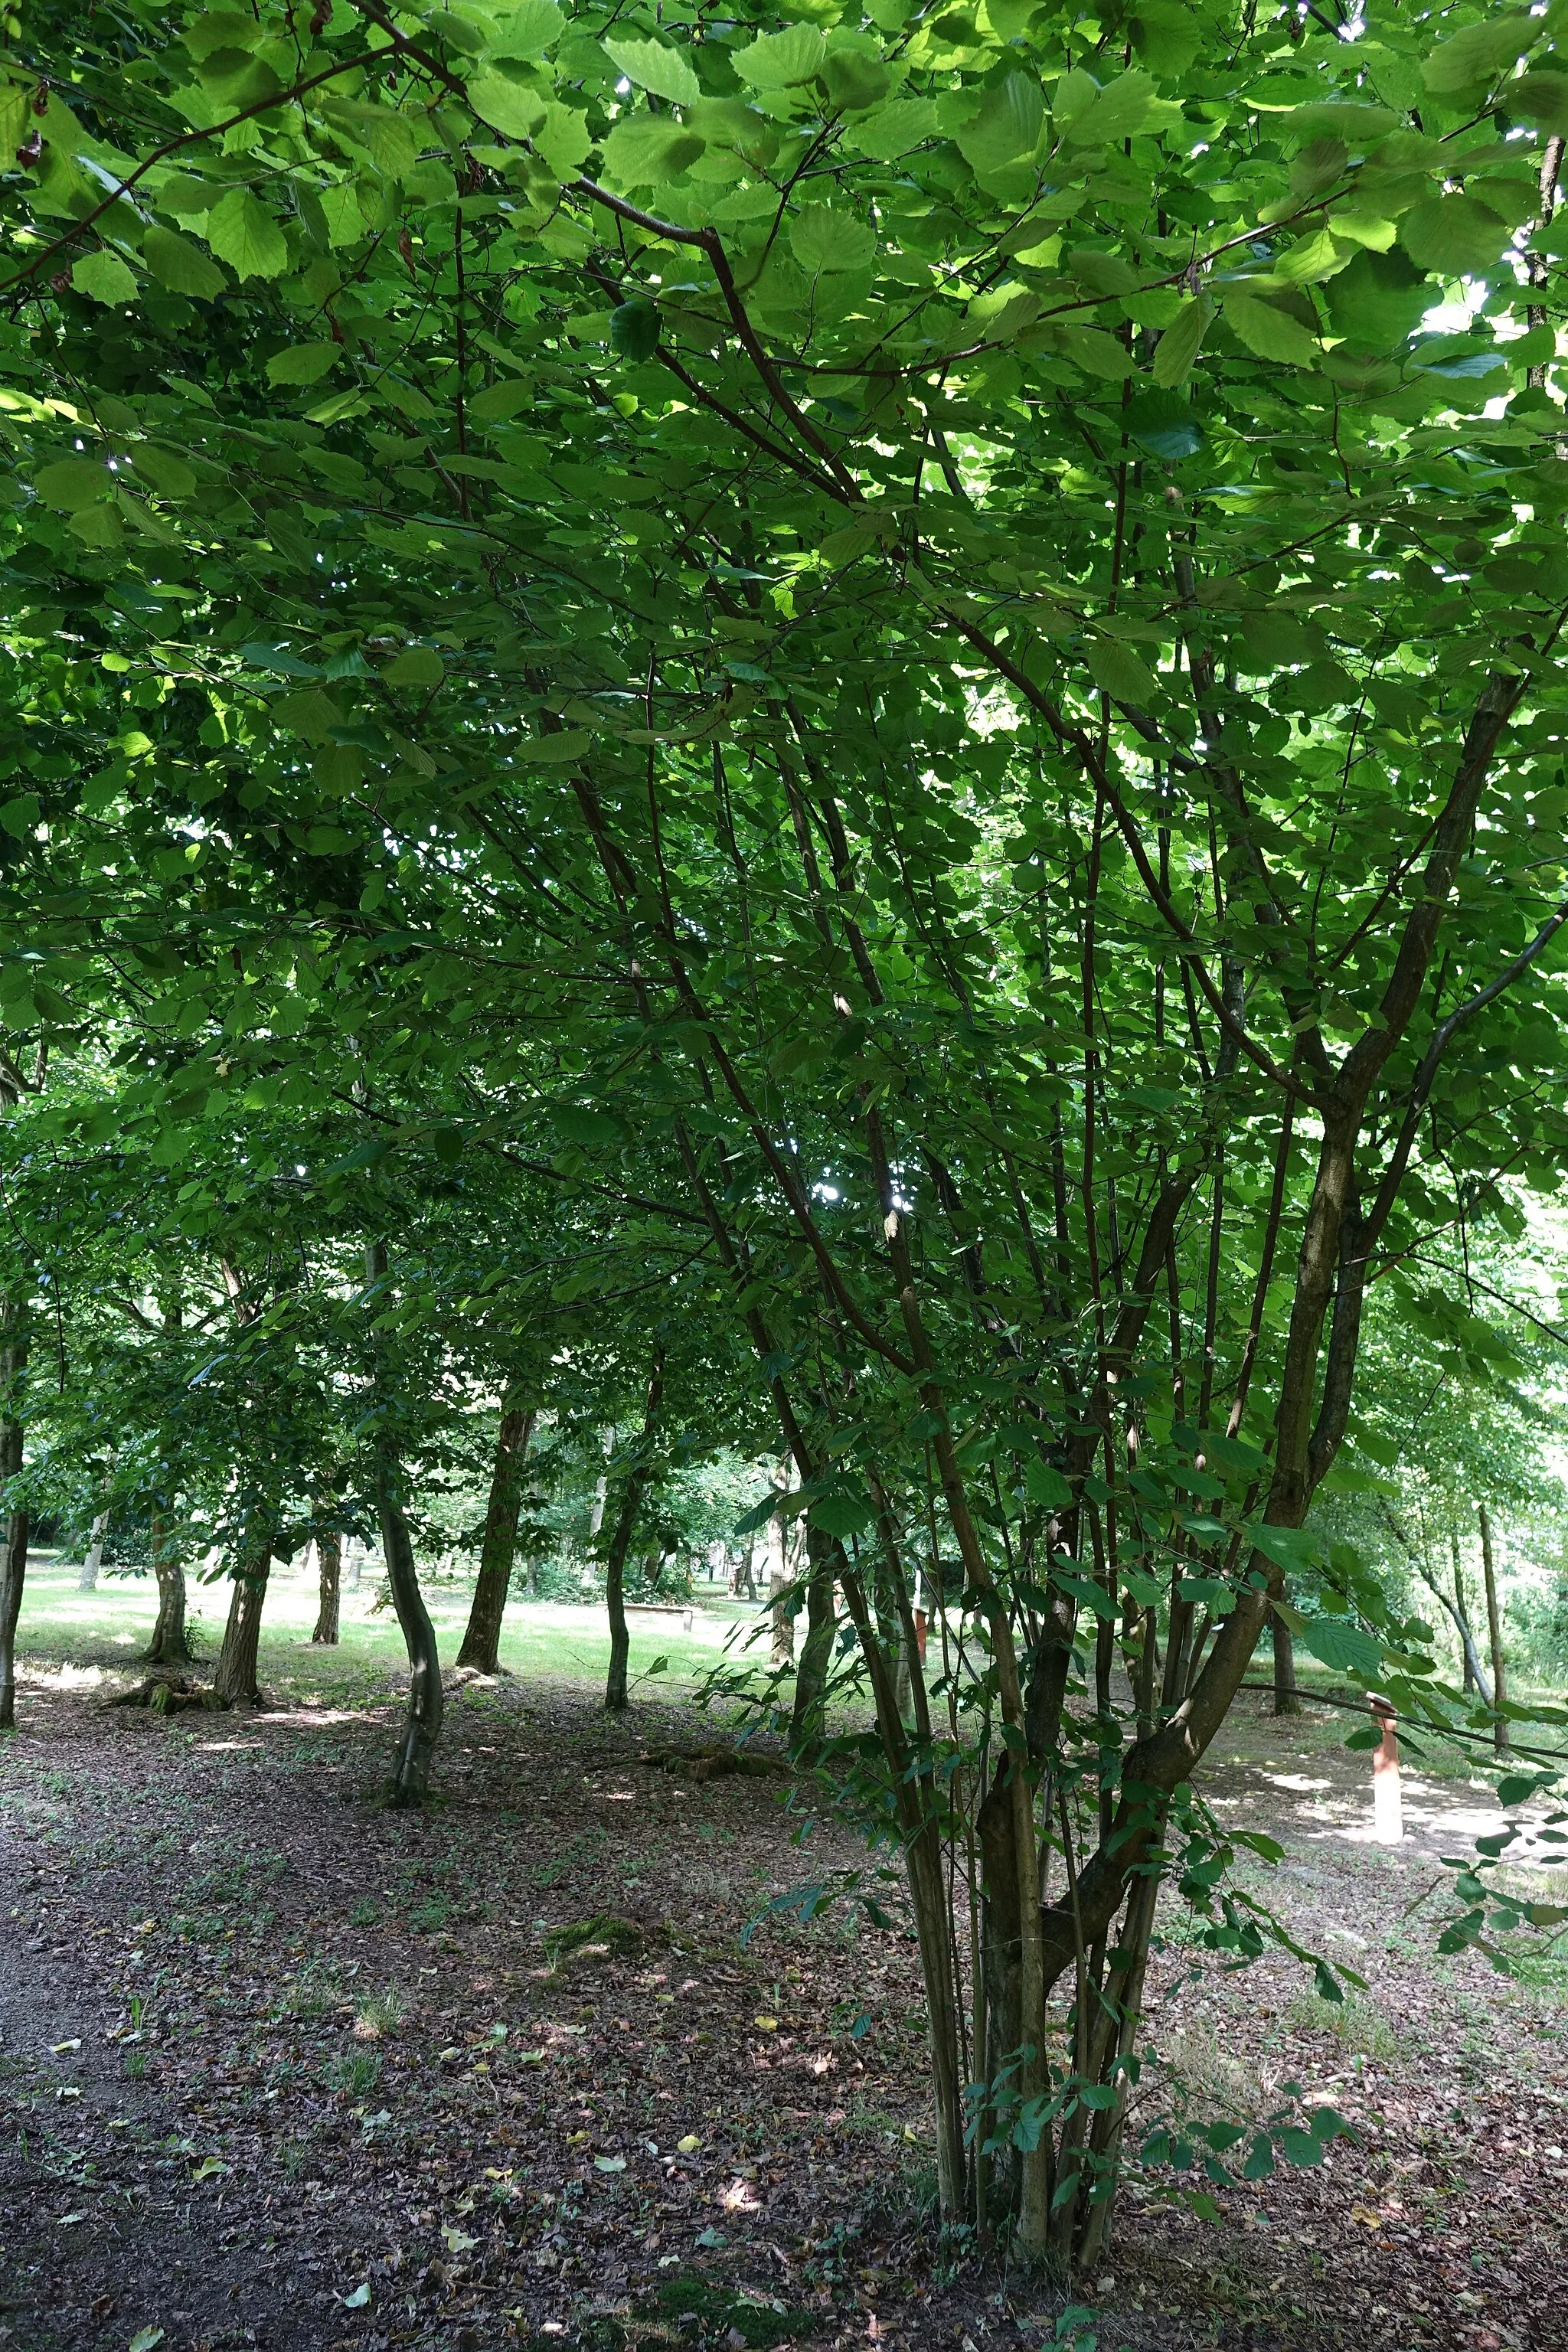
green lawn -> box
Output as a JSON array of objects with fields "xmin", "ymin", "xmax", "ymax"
[{"xmin": 13, "ymin": 1550, "xmax": 773, "ymax": 1704}]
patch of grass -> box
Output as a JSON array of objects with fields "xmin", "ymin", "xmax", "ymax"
[
  {"xmin": 322, "ymin": 2050, "xmax": 383, "ymax": 2097},
  {"xmin": 276, "ymin": 1962, "xmax": 340, "ymax": 2018},
  {"xmin": 647, "ymin": 2275, "xmax": 807, "ymax": 2348},
  {"xmin": 354, "ymin": 1985, "xmax": 407, "ymax": 2040},
  {"xmin": 1286, "ymin": 1991, "xmax": 1403, "ymax": 2063},
  {"xmin": 541, "ymin": 1915, "xmax": 645, "ymax": 1968}
]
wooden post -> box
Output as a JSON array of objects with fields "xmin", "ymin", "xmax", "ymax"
[{"xmin": 1370, "ymin": 1694, "xmax": 1403, "ymax": 1846}]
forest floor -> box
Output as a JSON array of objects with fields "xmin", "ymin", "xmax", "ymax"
[{"xmin": 2, "ymin": 1578, "xmax": 1566, "ymax": 2352}]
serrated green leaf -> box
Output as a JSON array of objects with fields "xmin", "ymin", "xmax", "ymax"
[
  {"xmin": 1422, "ymin": 13, "xmax": 1533, "ymax": 96},
  {"xmin": 1511, "ymin": 70, "xmax": 1568, "ymax": 135},
  {"xmin": 1296, "ymin": 1617, "xmax": 1383, "ymax": 1677},
  {"xmin": 1400, "ymin": 195, "xmax": 1510, "ymax": 279},
  {"xmin": 844, "ymin": 97, "xmax": 939, "ymax": 158},
  {"xmin": 733, "ymin": 22, "xmax": 828, "ymax": 91},
  {"xmin": 1085, "ymin": 638, "xmax": 1158, "ymax": 704},
  {"xmin": 610, "ymin": 298, "xmax": 660, "ymax": 361},
  {"xmin": 132, "ymin": 444, "xmax": 197, "ymax": 500},
  {"xmin": 1124, "ymin": 387, "xmax": 1202, "ymax": 459},
  {"xmin": 604, "ymin": 34, "xmax": 701, "ymax": 106},
  {"xmin": 323, "ymin": 98, "xmax": 419, "ymax": 178},
  {"xmin": 71, "ymin": 249, "xmax": 138, "ymax": 305},
  {"xmin": 34, "ymin": 458, "xmax": 114, "ymax": 512},
  {"xmin": 486, "ymin": 0, "xmax": 564, "ymax": 58},
  {"xmin": 600, "ymin": 116, "xmax": 706, "ymax": 189},
  {"xmin": 1060, "ymin": 68, "xmax": 1156, "ymax": 145},
  {"xmin": 789, "ymin": 204, "xmax": 876, "ymax": 275},
  {"xmin": 808, "ymin": 1489, "xmax": 875, "ymax": 1538},
  {"xmin": 466, "ymin": 70, "xmax": 547, "ymax": 141},
  {"xmin": 205, "ymin": 187, "xmax": 287, "ymax": 280},
  {"xmin": 317, "ymin": 182, "xmax": 368, "ymax": 248},
  {"xmin": 955, "ymin": 71, "xmax": 1044, "ymax": 171}
]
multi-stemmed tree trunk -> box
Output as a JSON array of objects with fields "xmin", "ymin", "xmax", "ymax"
[
  {"xmin": 214, "ymin": 1550, "xmax": 272, "ymax": 1706},
  {"xmin": 602, "ymin": 1350, "xmax": 664, "ymax": 1713},
  {"xmin": 0, "ymin": 1302, "xmax": 29, "ymax": 1734},
  {"xmin": 1478, "ymin": 1504, "xmax": 1509, "ymax": 1754},
  {"xmin": 143, "ymin": 1510, "xmax": 194, "ymax": 1668},
  {"xmin": 456, "ymin": 1402, "xmax": 534, "ymax": 1673},
  {"xmin": 312, "ymin": 1521, "xmax": 341, "ymax": 1645}
]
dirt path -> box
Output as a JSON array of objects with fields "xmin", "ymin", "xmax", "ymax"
[{"xmin": 2, "ymin": 1674, "xmax": 1564, "ymax": 2352}]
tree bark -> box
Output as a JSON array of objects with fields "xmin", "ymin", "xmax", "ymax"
[
  {"xmin": 602, "ymin": 1351, "xmax": 664, "ymax": 1713},
  {"xmin": 768, "ymin": 1472, "xmax": 794, "ymax": 1666},
  {"xmin": 312, "ymin": 1523, "xmax": 341, "ymax": 1645},
  {"xmin": 456, "ymin": 1403, "xmax": 534, "ymax": 1672},
  {"xmin": 78, "ymin": 1510, "xmax": 109, "ymax": 1594},
  {"xmin": 377, "ymin": 1448, "xmax": 443, "ymax": 1804},
  {"xmin": 144, "ymin": 1512, "xmax": 194, "ymax": 1666},
  {"xmin": 1451, "ymin": 1525, "xmax": 1475, "ymax": 1693},
  {"xmin": 0, "ymin": 1303, "xmax": 29, "ymax": 1733},
  {"xmin": 1478, "ymin": 1502, "xmax": 1508, "ymax": 1753},
  {"xmin": 789, "ymin": 1527, "xmax": 837, "ymax": 1749},
  {"xmin": 214, "ymin": 1550, "xmax": 272, "ymax": 1706},
  {"xmin": 1272, "ymin": 1609, "xmax": 1302, "ymax": 1715}
]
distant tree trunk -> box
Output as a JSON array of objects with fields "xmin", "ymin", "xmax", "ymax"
[
  {"xmin": 79, "ymin": 1510, "xmax": 109, "ymax": 1594},
  {"xmin": 768, "ymin": 1479, "xmax": 794, "ymax": 1667},
  {"xmin": 790, "ymin": 1527, "xmax": 837, "ymax": 1750},
  {"xmin": 1478, "ymin": 1503, "xmax": 1508, "ymax": 1753},
  {"xmin": 603, "ymin": 1351, "xmax": 665, "ymax": 1713},
  {"xmin": 1272, "ymin": 1609, "xmax": 1302, "ymax": 1715},
  {"xmin": 312, "ymin": 1521, "xmax": 341, "ymax": 1645},
  {"xmin": 1451, "ymin": 1525, "xmax": 1475, "ymax": 1694},
  {"xmin": 456, "ymin": 1403, "xmax": 534, "ymax": 1672},
  {"xmin": 144, "ymin": 1512, "xmax": 194, "ymax": 1666},
  {"xmin": 347, "ymin": 1536, "xmax": 363, "ymax": 1594},
  {"xmin": 736, "ymin": 1537, "xmax": 756, "ymax": 1599},
  {"xmin": 0, "ymin": 1303, "xmax": 30, "ymax": 1733},
  {"xmin": 214, "ymin": 1550, "xmax": 272, "ymax": 1706}
]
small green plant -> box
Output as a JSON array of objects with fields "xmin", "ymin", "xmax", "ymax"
[
  {"xmin": 322, "ymin": 2051, "xmax": 383, "ymax": 2097},
  {"xmin": 354, "ymin": 1986, "xmax": 407, "ymax": 2040},
  {"xmin": 278, "ymin": 1964, "xmax": 339, "ymax": 2017},
  {"xmin": 409, "ymin": 1893, "xmax": 450, "ymax": 1934},
  {"xmin": 351, "ymin": 1899, "xmax": 381, "ymax": 1929},
  {"xmin": 123, "ymin": 2052, "xmax": 146, "ymax": 2080}
]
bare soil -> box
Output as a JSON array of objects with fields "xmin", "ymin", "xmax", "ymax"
[{"xmin": 2, "ymin": 1670, "xmax": 1564, "ymax": 2352}]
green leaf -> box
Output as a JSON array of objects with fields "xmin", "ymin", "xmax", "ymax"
[
  {"xmin": 142, "ymin": 224, "xmax": 227, "ymax": 299},
  {"xmin": 322, "ymin": 99, "xmax": 419, "ymax": 178},
  {"xmin": 205, "ymin": 188, "xmax": 287, "ymax": 280},
  {"xmin": 1400, "ymin": 195, "xmax": 1511, "ymax": 279},
  {"xmin": 317, "ymin": 183, "xmax": 368, "ymax": 248},
  {"xmin": 1024, "ymin": 1459, "xmax": 1072, "ymax": 1511},
  {"xmin": 1151, "ymin": 293, "xmax": 1213, "ymax": 386},
  {"xmin": 843, "ymin": 97, "xmax": 939, "ymax": 158},
  {"xmin": 266, "ymin": 343, "xmax": 340, "ymax": 387},
  {"xmin": 610, "ymin": 299, "xmax": 661, "ymax": 361},
  {"xmin": 955, "ymin": 72, "xmax": 1044, "ymax": 172},
  {"xmin": 1085, "ymin": 637, "xmax": 1158, "ymax": 703},
  {"xmin": 1511, "ymin": 70, "xmax": 1568, "ymax": 135},
  {"xmin": 808, "ymin": 1490, "xmax": 875, "ymax": 1538},
  {"xmin": 1223, "ymin": 292, "xmax": 1318, "ymax": 366},
  {"xmin": 132, "ymin": 445, "xmax": 197, "ymax": 500},
  {"xmin": 1060, "ymin": 69, "xmax": 1157, "ymax": 146},
  {"xmin": 1423, "ymin": 13, "xmax": 1533, "ymax": 96},
  {"xmin": 518, "ymin": 729, "xmax": 591, "ymax": 765},
  {"xmin": 733, "ymin": 23, "xmax": 828, "ymax": 91},
  {"xmin": 384, "ymin": 647, "xmax": 445, "ymax": 688},
  {"xmin": 273, "ymin": 687, "xmax": 343, "ymax": 742},
  {"xmin": 71, "ymin": 249, "xmax": 138, "ymax": 305},
  {"xmin": 486, "ymin": 0, "xmax": 564, "ymax": 59},
  {"xmin": 604, "ymin": 34, "xmax": 701, "ymax": 107},
  {"xmin": 600, "ymin": 116, "xmax": 706, "ymax": 189},
  {"xmin": 552, "ymin": 1102, "xmax": 621, "ymax": 1146},
  {"xmin": 1324, "ymin": 247, "xmax": 1428, "ymax": 352},
  {"xmin": 534, "ymin": 99, "xmax": 592, "ymax": 179},
  {"xmin": 593, "ymin": 2153, "xmax": 627, "ymax": 2172},
  {"xmin": 1055, "ymin": 323, "xmax": 1135, "ymax": 379},
  {"xmin": 33, "ymin": 458, "xmax": 114, "ymax": 512},
  {"xmin": 1314, "ymin": 1959, "xmax": 1344, "ymax": 2004},
  {"xmin": 1273, "ymin": 2126, "xmax": 1326, "ymax": 2167},
  {"xmin": 469, "ymin": 377, "xmax": 534, "ymax": 423},
  {"xmin": 466, "ymin": 70, "xmax": 547, "ymax": 142},
  {"xmin": 789, "ymin": 205, "xmax": 876, "ymax": 275},
  {"xmin": 1125, "ymin": 387, "xmax": 1202, "ymax": 459},
  {"xmin": 1296, "ymin": 1618, "xmax": 1383, "ymax": 1677},
  {"xmin": 341, "ymin": 2283, "xmax": 371, "ymax": 2308}
]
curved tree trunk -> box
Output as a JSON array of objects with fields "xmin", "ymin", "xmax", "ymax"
[
  {"xmin": 0, "ymin": 1305, "xmax": 30, "ymax": 1733},
  {"xmin": 456, "ymin": 1403, "xmax": 534, "ymax": 1672},
  {"xmin": 214, "ymin": 1550, "xmax": 272, "ymax": 1707},
  {"xmin": 312, "ymin": 1524, "xmax": 341, "ymax": 1645},
  {"xmin": 377, "ymin": 1449, "xmax": 443, "ymax": 1805},
  {"xmin": 144, "ymin": 1514, "xmax": 194, "ymax": 1667},
  {"xmin": 1272, "ymin": 1610, "xmax": 1301, "ymax": 1715},
  {"xmin": 1452, "ymin": 1525, "xmax": 1476, "ymax": 1693}
]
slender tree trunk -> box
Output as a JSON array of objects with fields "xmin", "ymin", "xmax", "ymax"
[
  {"xmin": 1451, "ymin": 1525, "xmax": 1475, "ymax": 1693},
  {"xmin": 789, "ymin": 1529, "xmax": 837, "ymax": 1749},
  {"xmin": 143, "ymin": 1511, "xmax": 194, "ymax": 1666},
  {"xmin": 1478, "ymin": 1502, "xmax": 1508, "ymax": 1753},
  {"xmin": 214, "ymin": 1550, "xmax": 272, "ymax": 1706},
  {"xmin": 1272, "ymin": 1609, "xmax": 1302, "ymax": 1715},
  {"xmin": 377, "ymin": 1450, "xmax": 443, "ymax": 1804},
  {"xmin": 768, "ymin": 1473, "xmax": 794, "ymax": 1666},
  {"xmin": 0, "ymin": 1305, "xmax": 30, "ymax": 1733},
  {"xmin": 603, "ymin": 1351, "xmax": 664, "ymax": 1713},
  {"xmin": 736, "ymin": 1537, "xmax": 756, "ymax": 1599},
  {"xmin": 456, "ymin": 1403, "xmax": 534, "ymax": 1672},
  {"xmin": 78, "ymin": 1510, "xmax": 109, "ymax": 1594},
  {"xmin": 312, "ymin": 1522, "xmax": 341, "ymax": 1645}
]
